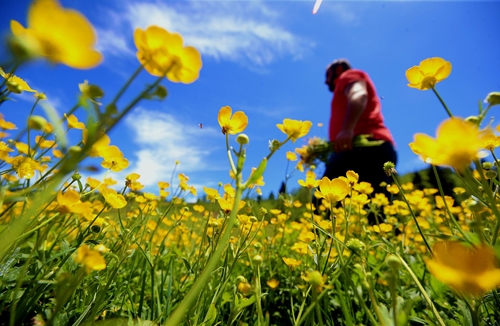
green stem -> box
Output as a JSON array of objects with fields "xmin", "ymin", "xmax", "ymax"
[
  {"xmin": 163, "ymin": 186, "xmax": 243, "ymax": 326},
  {"xmin": 396, "ymin": 253, "xmax": 446, "ymax": 326},
  {"xmin": 431, "ymin": 165, "xmax": 467, "ymax": 239},
  {"xmin": 110, "ymin": 65, "xmax": 144, "ymax": 105},
  {"xmin": 431, "ymin": 87, "xmax": 453, "ymax": 118},
  {"xmin": 391, "ymin": 175, "xmax": 433, "ymax": 256}
]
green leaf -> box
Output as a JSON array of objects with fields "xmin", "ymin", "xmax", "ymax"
[
  {"xmin": 182, "ymin": 257, "xmax": 193, "ymax": 274},
  {"xmin": 143, "ymin": 85, "xmax": 168, "ymax": 101},
  {"xmin": 200, "ymin": 303, "xmax": 218, "ymax": 326},
  {"xmin": 245, "ymin": 158, "xmax": 267, "ymax": 187},
  {"xmin": 236, "ymin": 295, "xmax": 255, "ymax": 309}
]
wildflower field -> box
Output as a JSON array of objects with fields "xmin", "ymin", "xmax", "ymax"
[{"xmin": 1, "ymin": 1, "xmax": 500, "ymax": 326}]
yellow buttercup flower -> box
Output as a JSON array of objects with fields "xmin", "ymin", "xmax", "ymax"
[
  {"xmin": 282, "ymin": 257, "xmax": 302, "ymax": 269},
  {"xmin": 10, "ymin": 156, "xmax": 43, "ymax": 179},
  {"xmin": 203, "ymin": 187, "xmax": 221, "ymax": 202},
  {"xmin": 286, "ymin": 151, "xmax": 297, "ymax": 161},
  {"xmin": 217, "ymin": 106, "xmax": 248, "ymax": 135},
  {"xmin": 426, "ymin": 241, "xmax": 500, "ymax": 296},
  {"xmin": 134, "ymin": 25, "xmax": 202, "ymax": 83},
  {"xmin": 0, "ymin": 141, "xmax": 14, "ymax": 160},
  {"xmin": 297, "ymin": 170, "xmax": 319, "ymax": 189},
  {"xmin": 267, "ymin": 279, "xmax": 280, "ymax": 289},
  {"xmin": 65, "ymin": 114, "xmax": 85, "ymax": 129},
  {"xmin": 0, "ymin": 68, "xmax": 36, "ymax": 93},
  {"xmin": 101, "ymin": 188, "xmax": 127, "ymax": 209},
  {"xmin": 74, "ymin": 244, "xmax": 106, "ymax": 273},
  {"xmin": 276, "ymin": 119, "xmax": 313, "ymax": 142},
  {"xmin": 57, "ymin": 189, "xmax": 91, "ymax": 215},
  {"xmin": 405, "ymin": 57, "xmax": 452, "ymax": 90},
  {"xmin": 10, "ymin": 0, "xmax": 102, "ymax": 69},
  {"xmin": 409, "ymin": 118, "xmax": 482, "ymax": 171},
  {"xmin": 314, "ymin": 176, "xmax": 350, "ymax": 207}
]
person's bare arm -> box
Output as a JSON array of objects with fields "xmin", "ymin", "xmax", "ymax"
[{"xmin": 334, "ymin": 81, "xmax": 368, "ymax": 152}]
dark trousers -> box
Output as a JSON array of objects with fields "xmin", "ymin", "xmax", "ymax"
[{"xmin": 323, "ymin": 141, "xmax": 398, "ymax": 196}]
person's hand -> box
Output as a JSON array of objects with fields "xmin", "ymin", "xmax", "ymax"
[{"xmin": 334, "ymin": 129, "xmax": 354, "ymax": 152}]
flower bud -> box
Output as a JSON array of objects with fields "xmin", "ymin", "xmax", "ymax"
[
  {"xmin": 68, "ymin": 146, "xmax": 82, "ymax": 155},
  {"xmin": 249, "ymin": 216, "xmax": 258, "ymax": 223},
  {"xmin": 72, "ymin": 171, "xmax": 81, "ymax": 181},
  {"xmin": 482, "ymin": 162, "xmax": 493, "ymax": 170},
  {"xmin": 385, "ymin": 254, "xmax": 401, "ymax": 270},
  {"xmin": 91, "ymin": 224, "xmax": 101, "ymax": 233},
  {"xmin": 383, "ymin": 161, "xmax": 397, "ymax": 176},
  {"xmin": 485, "ymin": 92, "xmax": 500, "ymax": 107},
  {"xmin": 305, "ymin": 270, "xmax": 324, "ymax": 287},
  {"xmin": 35, "ymin": 92, "xmax": 47, "ymax": 100},
  {"xmin": 27, "ymin": 115, "xmax": 47, "ymax": 130},
  {"xmin": 236, "ymin": 134, "xmax": 249, "ymax": 145},
  {"xmin": 485, "ymin": 170, "xmax": 497, "ymax": 180},
  {"xmin": 252, "ymin": 254, "xmax": 263, "ymax": 266},
  {"xmin": 6, "ymin": 81, "xmax": 22, "ymax": 94},
  {"xmin": 269, "ymin": 139, "xmax": 280, "ymax": 151},
  {"xmin": 465, "ymin": 115, "xmax": 480, "ymax": 125},
  {"xmin": 346, "ymin": 238, "xmax": 366, "ymax": 253}
]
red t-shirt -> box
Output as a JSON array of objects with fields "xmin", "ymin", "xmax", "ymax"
[{"xmin": 329, "ymin": 69, "xmax": 395, "ymax": 145}]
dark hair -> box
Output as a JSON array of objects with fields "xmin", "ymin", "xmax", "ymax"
[{"xmin": 326, "ymin": 59, "xmax": 352, "ymax": 77}]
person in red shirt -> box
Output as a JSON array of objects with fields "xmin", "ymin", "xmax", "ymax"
[{"xmin": 323, "ymin": 59, "xmax": 397, "ymax": 197}]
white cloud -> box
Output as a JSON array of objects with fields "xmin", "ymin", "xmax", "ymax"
[
  {"xmin": 96, "ymin": 28, "xmax": 135, "ymax": 58},
  {"xmin": 123, "ymin": 108, "xmax": 220, "ymax": 187},
  {"xmin": 315, "ymin": 2, "xmax": 359, "ymax": 25},
  {"xmin": 96, "ymin": 0, "xmax": 312, "ymax": 67}
]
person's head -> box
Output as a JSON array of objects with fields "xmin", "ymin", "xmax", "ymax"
[{"xmin": 325, "ymin": 59, "xmax": 352, "ymax": 92}]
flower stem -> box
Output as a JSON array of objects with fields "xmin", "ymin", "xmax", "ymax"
[
  {"xmin": 396, "ymin": 253, "xmax": 446, "ymax": 326},
  {"xmin": 431, "ymin": 87, "xmax": 453, "ymax": 118},
  {"xmin": 391, "ymin": 175, "xmax": 433, "ymax": 256}
]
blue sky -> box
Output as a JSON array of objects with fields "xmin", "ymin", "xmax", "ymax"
[{"xmin": 2, "ymin": 0, "xmax": 500, "ymax": 199}]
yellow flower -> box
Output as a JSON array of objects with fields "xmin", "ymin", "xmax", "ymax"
[
  {"xmin": 315, "ymin": 176, "xmax": 350, "ymax": 207},
  {"xmin": 10, "ymin": 156, "xmax": 42, "ymax": 179},
  {"xmin": 405, "ymin": 57, "xmax": 452, "ymax": 90},
  {"xmin": 100, "ymin": 146, "xmax": 129, "ymax": 172},
  {"xmin": 203, "ymin": 187, "xmax": 221, "ymax": 202},
  {"xmin": 276, "ymin": 119, "xmax": 313, "ymax": 142},
  {"xmin": 65, "ymin": 114, "xmax": 85, "ymax": 129},
  {"xmin": 286, "ymin": 151, "xmax": 297, "ymax": 161},
  {"xmin": 267, "ymin": 279, "xmax": 280, "ymax": 289},
  {"xmin": 10, "ymin": 0, "xmax": 102, "ymax": 69},
  {"xmin": 0, "ymin": 114, "xmax": 17, "ymax": 130},
  {"xmin": 57, "ymin": 189, "xmax": 91, "ymax": 215},
  {"xmin": 237, "ymin": 281, "xmax": 253, "ymax": 295},
  {"xmin": 409, "ymin": 118, "xmax": 482, "ymax": 171},
  {"xmin": 0, "ymin": 67, "xmax": 36, "ymax": 93},
  {"xmin": 74, "ymin": 244, "xmax": 106, "ymax": 273},
  {"xmin": 0, "ymin": 141, "xmax": 14, "ymax": 161},
  {"xmin": 218, "ymin": 197, "xmax": 246, "ymax": 214},
  {"xmin": 479, "ymin": 128, "xmax": 500, "ymax": 151},
  {"xmin": 101, "ymin": 188, "xmax": 127, "ymax": 209},
  {"xmin": 158, "ymin": 181, "xmax": 170, "ymax": 189},
  {"xmin": 372, "ymin": 223, "xmax": 393, "ymax": 233},
  {"xmin": 346, "ymin": 170, "xmax": 359, "ymax": 185},
  {"xmin": 217, "ymin": 106, "xmax": 248, "ymax": 135},
  {"xmin": 134, "ymin": 25, "xmax": 202, "ymax": 83},
  {"xmin": 126, "ymin": 173, "xmax": 141, "ymax": 182},
  {"xmin": 297, "ymin": 170, "xmax": 319, "ymax": 189},
  {"xmin": 426, "ymin": 241, "xmax": 500, "ymax": 296},
  {"xmin": 282, "ymin": 257, "xmax": 302, "ymax": 269}
]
